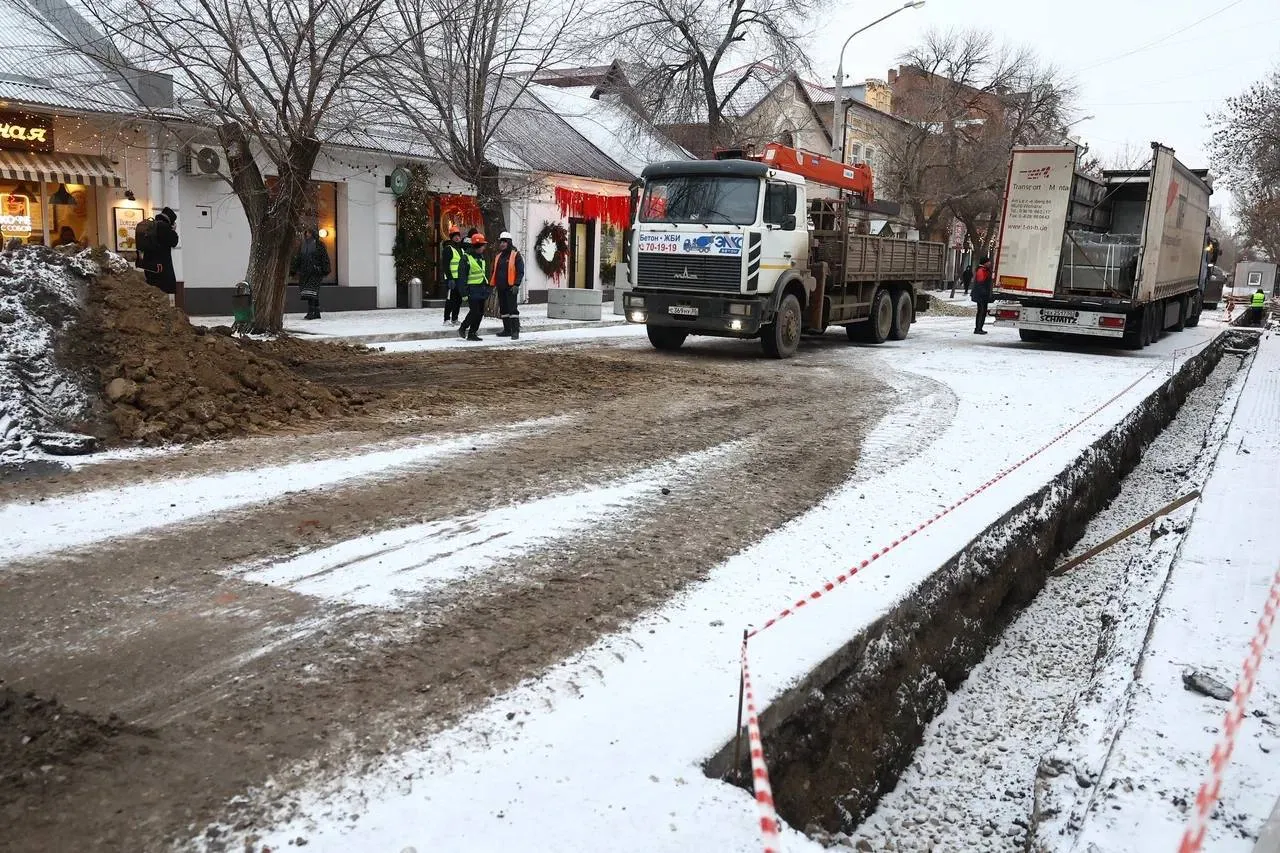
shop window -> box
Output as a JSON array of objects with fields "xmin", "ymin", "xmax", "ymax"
[
  {"xmin": 51, "ymin": 184, "xmax": 98, "ymax": 246},
  {"xmin": 1, "ymin": 182, "xmax": 45, "ymax": 245},
  {"xmin": 266, "ymin": 178, "xmax": 339, "ymax": 285}
]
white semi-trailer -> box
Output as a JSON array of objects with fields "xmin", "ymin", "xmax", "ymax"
[{"xmin": 992, "ymin": 142, "xmax": 1212, "ymax": 348}]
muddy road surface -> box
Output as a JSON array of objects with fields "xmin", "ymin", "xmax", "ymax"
[{"xmin": 0, "ymin": 332, "xmax": 943, "ymax": 851}]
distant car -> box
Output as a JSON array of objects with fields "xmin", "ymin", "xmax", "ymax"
[{"xmin": 1203, "ymin": 264, "xmax": 1227, "ymax": 309}]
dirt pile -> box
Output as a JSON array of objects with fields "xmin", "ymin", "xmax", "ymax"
[
  {"xmin": 0, "ymin": 245, "xmax": 98, "ymax": 461},
  {"xmin": 71, "ymin": 261, "xmax": 363, "ymax": 444},
  {"xmin": 0, "ymin": 687, "xmax": 151, "ymax": 808},
  {"xmin": 924, "ymin": 292, "xmax": 977, "ymax": 317}
]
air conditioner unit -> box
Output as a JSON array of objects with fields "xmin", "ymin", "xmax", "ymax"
[{"xmin": 184, "ymin": 146, "xmax": 222, "ymax": 177}]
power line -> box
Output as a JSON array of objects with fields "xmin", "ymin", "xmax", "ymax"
[{"xmin": 1075, "ymin": 0, "xmax": 1251, "ymax": 73}]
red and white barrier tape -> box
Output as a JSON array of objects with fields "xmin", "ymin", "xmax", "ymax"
[
  {"xmin": 740, "ymin": 638, "xmax": 781, "ymax": 853},
  {"xmin": 746, "ymin": 367, "xmax": 1158, "ymax": 639},
  {"xmin": 1178, "ymin": 563, "xmax": 1280, "ymax": 853}
]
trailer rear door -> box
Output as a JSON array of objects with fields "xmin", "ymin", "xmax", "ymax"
[
  {"xmin": 1136, "ymin": 145, "xmax": 1212, "ymax": 302},
  {"xmin": 994, "ymin": 148, "xmax": 1077, "ymax": 296}
]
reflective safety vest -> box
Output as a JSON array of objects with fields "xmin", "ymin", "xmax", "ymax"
[
  {"xmin": 490, "ymin": 248, "xmax": 520, "ymax": 286},
  {"xmin": 1252, "ymin": 291, "xmax": 1267, "ymax": 308},
  {"xmin": 466, "ymin": 253, "xmax": 488, "ymax": 287},
  {"xmin": 445, "ymin": 243, "xmax": 463, "ymax": 279}
]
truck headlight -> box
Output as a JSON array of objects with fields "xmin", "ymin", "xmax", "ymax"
[
  {"xmin": 630, "ymin": 310, "xmax": 646, "ymax": 323},
  {"xmin": 730, "ymin": 319, "xmax": 743, "ymax": 331},
  {"xmin": 628, "ymin": 296, "xmax": 645, "ymax": 308},
  {"xmin": 728, "ymin": 303, "xmax": 749, "ymax": 316}
]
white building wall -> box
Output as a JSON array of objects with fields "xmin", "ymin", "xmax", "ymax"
[
  {"xmin": 513, "ymin": 174, "xmax": 626, "ymax": 296},
  {"xmin": 51, "ymin": 115, "xmax": 155, "ymax": 260}
]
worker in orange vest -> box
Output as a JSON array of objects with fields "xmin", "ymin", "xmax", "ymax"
[{"xmin": 491, "ymin": 231, "xmax": 526, "ymax": 340}]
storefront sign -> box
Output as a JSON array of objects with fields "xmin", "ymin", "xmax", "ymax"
[
  {"xmin": 113, "ymin": 206, "xmax": 144, "ymax": 253},
  {"xmin": 0, "ymin": 110, "xmax": 54, "ymax": 153},
  {"xmin": 1, "ymin": 193, "xmax": 33, "ymax": 237}
]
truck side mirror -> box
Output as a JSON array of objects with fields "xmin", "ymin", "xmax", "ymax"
[{"xmin": 782, "ymin": 214, "xmax": 797, "ymax": 231}]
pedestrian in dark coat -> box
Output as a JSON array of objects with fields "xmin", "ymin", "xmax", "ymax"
[
  {"xmin": 491, "ymin": 231, "xmax": 525, "ymax": 340},
  {"xmin": 142, "ymin": 206, "xmax": 180, "ymax": 296},
  {"xmin": 291, "ymin": 228, "xmax": 331, "ymax": 320},
  {"xmin": 961, "ymin": 264, "xmax": 974, "ymax": 295},
  {"xmin": 971, "ymin": 256, "xmax": 993, "ymax": 335}
]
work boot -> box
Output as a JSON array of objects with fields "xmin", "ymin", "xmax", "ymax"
[
  {"xmin": 466, "ymin": 333, "xmax": 483, "ymax": 342},
  {"xmin": 458, "ymin": 326, "xmax": 467, "ymax": 340},
  {"xmin": 511, "ymin": 318, "xmax": 520, "ymax": 340},
  {"xmin": 496, "ymin": 318, "xmax": 512, "ymax": 337}
]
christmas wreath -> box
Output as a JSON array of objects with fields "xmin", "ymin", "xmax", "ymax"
[{"xmin": 534, "ymin": 221, "xmax": 569, "ymax": 281}]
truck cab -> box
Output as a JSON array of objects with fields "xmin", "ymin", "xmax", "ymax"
[{"xmin": 623, "ymin": 159, "xmax": 813, "ymax": 357}]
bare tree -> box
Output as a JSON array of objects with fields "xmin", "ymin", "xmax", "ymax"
[
  {"xmin": 47, "ymin": 0, "xmax": 426, "ymax": 331},
  {"xmin": 1212, "ymin": 66, "xmax": 1280, "ymax": 262},
  {"xmin": 601, "ymin": 0, "xmax": 813, "ymax": 151},
  {"xmin": 380, "ymin": 0, "xmax": 587, "ymax": 239},
  {"xmin": 875, "ymin": 28, "xmax": 1077, "ymax": 249}
]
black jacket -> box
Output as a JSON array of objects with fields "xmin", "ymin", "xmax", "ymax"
[
  {"xmin": 142, "ymin": 215, "xmax": 180, "ymax": 293},
  {"xmin": 491, "ymin": 247, "xmax": 525, "ymax": 287},
  {"xmin": 291, "ymin": 238, "xmax": 331, "ymax": 294},
  {"xmin": 971, "ymin": 264, "xmax": 993, "ymax": 302}
]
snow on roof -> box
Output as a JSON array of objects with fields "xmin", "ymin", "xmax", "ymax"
[
  {"xmin": 0, "ymin": 0, "xmax": 146, "ymax": 113},
  {"xmin": 527, "ymin": 83, "xmax": 689, "ymax": 178}
]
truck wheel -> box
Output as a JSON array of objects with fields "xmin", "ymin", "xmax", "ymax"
[
  {"xmin": 889, "ymin": 289, "xmax": 913, "ymax": 340},
  {"xmin": 861, "ymin": 288, "xmax": 894, "ymax": 344},
  {"xmin": 762, "ymin": 293, "xmax": 802, "ymax": 359},
  {"xmin": 646, "ymin": 325, "xmax": 688, "ymax": 351},
  {"xmin": 1124, "ymin": 309, "xmax": 1145, "ymax": 350},
  {"xmin": 1019, "ymin": 329, "xmax": 1046, "ymax": 343},
  {"xmin": 1186, "ymin": 293, "xmax": 1202, "ymax": 327},
  {"xmin": 1172, "ymin": 296, "xmax": 1187, "ymax": 331}
]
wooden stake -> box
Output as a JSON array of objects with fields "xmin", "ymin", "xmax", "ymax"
[
  {"xmin": 731, "ymin": 629, "xmax": 747, "ymax": 783},
  {"xmin": 1052, "ymin": 490, "xmax": 1201, "ymax": 576}
]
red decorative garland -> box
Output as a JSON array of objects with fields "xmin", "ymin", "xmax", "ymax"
[{"xmin": 554, "ymin": 186, "xmax": 631, "ymax": 231}]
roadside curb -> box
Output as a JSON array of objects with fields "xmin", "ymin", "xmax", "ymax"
[{"xmin": 306, "ymin": 319, "xmax": 629, "ymax": 346}]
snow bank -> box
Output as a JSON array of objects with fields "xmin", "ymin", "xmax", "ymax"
[{"xmin": 0, "ymin": 245, "xmax": 102, "ymax": 462}]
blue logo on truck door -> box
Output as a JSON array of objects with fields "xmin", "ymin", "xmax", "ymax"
[{"xmin": 681, "ymin": 235, "xmax": 743, "ymax": 256}]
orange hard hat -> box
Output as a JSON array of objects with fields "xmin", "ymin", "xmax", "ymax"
[{"xmin": 470, "ymin": 232, "xmax": 486, "ymax": 245}]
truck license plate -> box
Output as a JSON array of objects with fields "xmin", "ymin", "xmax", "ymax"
[
  {"xmin": 1039, "ymin": 310, "xmax": 1078, "ymax": 325},
  {"xmin": 668, "ymin": 305, "xmax": 699, "ymax": 317}
]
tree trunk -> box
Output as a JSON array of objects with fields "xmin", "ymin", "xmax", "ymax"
[
  {"xmin": 477, "ymin": 162, "xmax": 506, "ymax": 319},
  {"xmin": 217, "ymin": 123, "xmax": 321, "ymax": 333}
]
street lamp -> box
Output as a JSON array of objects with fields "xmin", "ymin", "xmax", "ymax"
[{"xmin": 831, "ymin": 1, "xmax": 926, "ymax": 161}]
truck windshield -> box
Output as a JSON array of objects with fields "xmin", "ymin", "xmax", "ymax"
[{"xmin": 640, "ymin": 176, "xmax": 759, "ymax": 225}]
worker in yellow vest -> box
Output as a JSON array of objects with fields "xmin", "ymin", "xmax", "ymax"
[
  {"xmin": 457, "ymin": 233, "xmax": 491, "ymax": 342},
  {"xmin": 491, "ymin": 231, "xmax": 526, "ymax": 340},
  {"xmin": 1250, "ymin": 288, "xmax": 1268, "ymax": 326},
  {"xmin": 441, "ymin": 228, "xmax": 464, "ymax": 325}
]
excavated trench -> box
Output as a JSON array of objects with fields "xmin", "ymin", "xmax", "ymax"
[{"xmin": 705, "ymin": 329, "xmax": 1261, "ymax": 837}]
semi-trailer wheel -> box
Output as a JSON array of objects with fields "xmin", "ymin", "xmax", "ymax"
[
  {"xmin": 761, "ymin": 293, "xmax": 802, "ymax": 359},
  {"xmin": 1186, "ymin": 292, "xmax": 1202, "ymax": 327},
  {"xmin": 889, "ymin": 289, "xmax": 913, "ymax": 340},
  {"xmin": 857, "ymin": 288, "xmax": 894, "ymax": 344},
  {"xmin": 1123, "ymin": 309, "xmax": 1145, "ymax": 350},
  {"xmin": 1019, "ymin": 328, "xmax": 1046, "ymax": 343},
  {"xmin": 1172, "ymin": 295, "xmax": 1187, "ymax": 331},
  {"xmin": 646, "ymin": 325, "xmax": 688, "ymax": 351}
]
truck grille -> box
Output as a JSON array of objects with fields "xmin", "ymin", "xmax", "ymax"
[{"xmin": 636, "ymin": 254, "xmax": 741, "ymax": 293}]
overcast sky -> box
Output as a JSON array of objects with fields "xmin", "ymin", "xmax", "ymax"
[{"xmin": 807, "ymin": 0, "xmax": 1279, "ymax": 216}]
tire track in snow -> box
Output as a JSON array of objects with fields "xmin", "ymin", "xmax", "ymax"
[
  {"xmin": 230, "ymin": 440, "xmax": 747, "ymax": 609},
  {"xmin": 0, "ymin": 416, "xmax": 570, "ymax": 565}
]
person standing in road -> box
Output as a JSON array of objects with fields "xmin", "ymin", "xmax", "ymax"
[
  {"xmin": 491, "ymin": 231, "xmax": 525, "ymax": 340},
  {"xmin": 458, "ymin": 232, "xmax": 491, "ymax": 341},
  {"xmin": 292, "ymin": 228, "xmax": 331, "ymax": 320},
  {"xmin": 972, "ymin": 256, "xmax": 993, "ymax": 335},
  {"xmin": 441, "ymin": 228, "xmax": 464, "ymax": 325},
  {"xmin": 140, "ymin": 207, "xmax": 180, "ymax": 303},
  {"xmin": 961, "ymin": 263, "xmax": 974, "ymax": 295}
]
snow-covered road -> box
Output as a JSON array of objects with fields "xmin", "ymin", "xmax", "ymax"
[{"xmin": 203, "ymin": 316, "xmax": 1227, "ymax": 852}]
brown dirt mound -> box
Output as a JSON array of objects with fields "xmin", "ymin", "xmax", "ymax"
[
  {"xmin": 0, "ymin": 687, "xmax": 152, "ymax": 808},
  {"xmin": 67, "ymin": 263, "xmax": 365, "ymax": 444}
]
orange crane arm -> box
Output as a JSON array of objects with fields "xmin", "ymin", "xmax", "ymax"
[{"xmin": 757, "ymin": 143, "xmax": 875, "ymax": 204}]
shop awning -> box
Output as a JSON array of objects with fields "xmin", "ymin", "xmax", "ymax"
[{"xmin": 0, "ymin": 150, "xmax": 122, "ymax": 187}]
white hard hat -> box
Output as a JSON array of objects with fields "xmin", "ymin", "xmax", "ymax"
[{"xmin": 499, "ymin": 231, "xmax": 513, "ymax": 241}]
